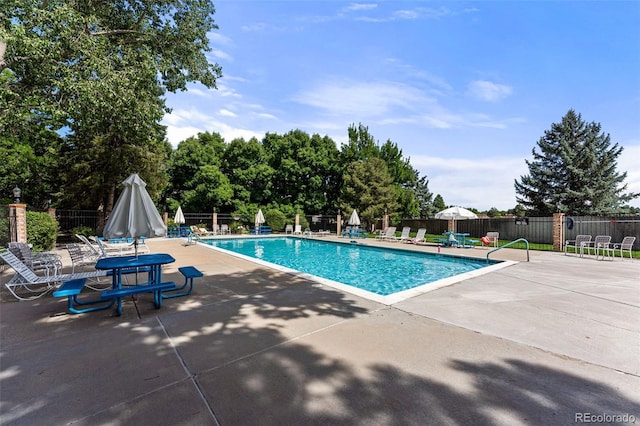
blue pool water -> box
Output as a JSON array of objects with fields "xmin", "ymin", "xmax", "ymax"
[{"xmin": 204, "ymin": 237, "xmax": 496, "ymax": 296}]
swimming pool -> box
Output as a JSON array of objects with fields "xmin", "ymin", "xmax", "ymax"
[{"xmin": 203, "ymin": 237, "xmax": 508, "ymax": 304}]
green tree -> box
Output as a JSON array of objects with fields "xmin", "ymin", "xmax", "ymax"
[
  {"xmin": 339, "ymin": 158, "xmax": 398, "ymax": 229},
  {"xmin": 433, "ymin": 194, "xmax": 446, "ymax": 211},
  {"xmin": 515, "ymin": 110, "xmax": 638, "ymax": 215},
  {"xmin": 1, "ymin": 0, "xmax": 222, "ymax": 218},
  {"xmin": 414, "ymin": 176, "xmax": 435, "ymax": 218},
  {"xmin": 221, "ymin": 137, "xmax": 274, "ymax": 209}
]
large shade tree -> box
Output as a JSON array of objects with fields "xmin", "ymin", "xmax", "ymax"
[
  {"xmin": 515, "ymin": 110, "xmax": 638, "ymax": 215},
  {"xmin": 0, "ymin": 0, "xmax": 222, "ymax": 222}
]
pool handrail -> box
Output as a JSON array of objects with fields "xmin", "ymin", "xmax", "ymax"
[{"xmin": 487, "ymin": 238, "xmax": 530, "ymax": 262}]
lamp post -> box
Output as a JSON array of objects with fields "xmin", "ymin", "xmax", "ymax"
[{"xmin": 12, "ymin": 186, "xmax": 21, "ymax": 203}]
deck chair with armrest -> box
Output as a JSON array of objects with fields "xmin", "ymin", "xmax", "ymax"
[
  {"xmin": 397, "ymin": 226, "xmax": 412, "ymax": 243},
  {"xmin": 481, "ymin": 232, "xmax": 500, "ymax": 248},
  {"xmin": 1, "ymin": 249, "xmax": 107, "ymax": 300},
  {"xmin": 8, "ymin": 242, "xmax": 62, "ymax": 275},
  {"xmin": 584, "ymin": 235, "xmax": 612, "ymax": 259},
  {"xmin": 564, "ymin": 235, "xmax": 591, "ymax": 257},
  {"xmin": 408, "ymin": 228, "xmax": 427, "ymax": 244},
  {"xmin": 605, "ymin": 236, "xmax": 636, "ymax": 260},
  {"xmin": 379, "ymin": 226, "xmax": 397, "ymax": 241}
]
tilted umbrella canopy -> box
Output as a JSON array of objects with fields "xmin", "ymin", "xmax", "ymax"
[
  {"xmin": 348, "ymin": 209, "xmax": 361, "ymax": 226},
  {"xmin": 255, "ymin": 209, "xmax": 265, "ymax": 225},
  {"xmin": 434, "ymin": 206, "xmax": 478, "ymax": 220},
  {"xmin": 435, "ymin": 206, "xmax": 477, "ymax": 233},
  {"xmin": 174, "ymin": 206, "xmax": 185, "ymax": 225},
  {"xmin": 103, "ymin": 173, "xmax": 166, "ymax": 240}
]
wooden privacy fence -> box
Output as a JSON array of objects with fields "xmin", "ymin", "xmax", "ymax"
[{"xmin": 400, "ymin": 214, "xmax": 639, "ymax": 250}]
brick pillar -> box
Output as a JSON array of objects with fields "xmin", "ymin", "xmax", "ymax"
[
  {"xmin": 212, "ymin": 211, "xmax": 218, "ymax": 230},
  {"xmin": 9, "ymin": 203, "xmax": 27, "ymax": 243},
  {"xmin": 162, "ymin": 211, "xmax": 168, "ymax": 225},
  {"xmin": 553, "ymin": 213, "xmax": 565, "ymax": 252},
  {"xmin": 336, "ymin": 214, "xmax": 341, "ymax": 236},
  {"xmin": 295, "ymin": 214, "xmax": 300, "ymax": 228},
  {"xmin": 47, "ymin": 207, "xmax": 56, "ymax": 220}
]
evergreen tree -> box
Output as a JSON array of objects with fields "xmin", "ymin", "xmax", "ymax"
[{"xmin": 515, "ymin": 110, "xmax": 638, "ymax": 215}]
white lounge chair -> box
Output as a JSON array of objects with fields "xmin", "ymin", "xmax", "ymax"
[
  {"xmin": 1, "ymin": 249, "xmax": 107, "ymax": 300},
  {"xmin": 397, "ymin": 226, "xmax": 412, "ymax": 243},
  {"xmin": 408, "ymin": 228, "xmax": 426, "ymax": 244},
  {"xmin": 379, "ymin": 226, "xmax": 397, "ymax": 241},
  {"xmin": 285, "ymin": 224, "xmax": 293, "ymax": 235},
  {"xmin": 294, "ymin": 225, "xmax": 302, "ymax": 235}
]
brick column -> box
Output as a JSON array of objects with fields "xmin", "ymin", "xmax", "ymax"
[
  {"xmin": 9, "ymin": 203, "xmax": 27, "ymax": 243},
  {"xmin": 553, "ymin": 213, "xmax": 565, "ymax": 252}
]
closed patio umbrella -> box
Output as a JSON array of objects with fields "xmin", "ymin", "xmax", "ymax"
[
  {"xmin": 103, "ymin": 173, "xmax": 166, "ymax": 255},
  {"xmin": 348, "ymin": 209, "xmax": 361, "ymax": 226},
  {"xmin": 255, "ymin": 209, "xmax": 265, "ymax": 233},
  {"xmin": 174, "ymin": 206, "xmax": 185, "ymax": 226}
]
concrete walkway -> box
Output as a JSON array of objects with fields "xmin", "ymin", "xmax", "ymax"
[{"xmin": 1, "ymin": 237, "xmax": 639, "ymax": 425}]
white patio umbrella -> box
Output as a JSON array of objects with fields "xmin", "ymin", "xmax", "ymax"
[
  {"xmin": 255, "ymin": 209, "xmax": 265, "ymax": 230},
  {"xmin": 174, "ymin": 206, "xmax": 185, "ymax": 225},
  {"xmin": 348, "ymin": 209, "xmax": 361, "ymax": 226},
  {"xmin": 103, "ymin": 173, "xmax": 166, "ymax": 255},
  {"xmin": 435, "ymin": 206, "xmax": 478, "ymax": 232}
]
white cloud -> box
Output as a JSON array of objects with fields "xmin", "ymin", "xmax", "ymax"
[
  {"xmin": 219, "ymin": 109, "xmax": 237, "ymax": 117},
  {"xmin": 344, "ymin": 3, "xmax": 378, "ymax": 12},
  {"xmin": 467, "ymin": 80, "xmax": 513, "ymax": 102},
  {"xmin": 618, "ymin": 143, "xmax": 640, "ymax": 207},
  {"xmin": 293, "ymin": 79, "xmax": 430, "ymax": 117},
  {"xmin": 412, "ymin": 154, "xmax": 528, "ymax": 210},
  {"xmin": 210, "ymin": 48, "xmax": 233, "ymax": 62}
]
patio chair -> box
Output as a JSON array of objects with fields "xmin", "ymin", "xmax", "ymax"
[
  {"xmin": 408, "ymin": 228, "xmax": 426, "ymax": 244},
  {"xmin": 220, "ymin": 224, "xmax": 230, "ymax": 235},
  {"xmin": 285, "ymin": 224, "xmax": 293, "ymax": 235},
  {"xmin": 294, "ymin": 225, "xmax": 302, "ymax": 235},
  {"xmin": 75, "ymin": 234, "xmax": 103, "ymax": 258},
  {"xmin": 397, "ymin": 226, "xmax": 412, "ymax": 243},
  {"xmin": 564, "ymin": 235, "xmax": 591, "ymax": 257},
  {"xmin": 8, "ymin": 242, "xmax": 62, "ymax": 275},
  {"xmin": 379, "ymin": 226, "xmax": 397, "ymax": 241},
  {"xmin": 66, "ymin": 243, "xmax": 100, "ymax": 274},
  {"xmin": 583, "ymin": 235, "xmax": 612, "ymax": 259},
  {"xmin": 481, "ymin": 232, "xmax": 499, "ymax": 248},
  {"xmin": 604, "ymin": 236, "xmax": 635, "ymax": 260},
  {"xmin": 1, "ymin": 249, "xmax": 107, "ymax": 300}
]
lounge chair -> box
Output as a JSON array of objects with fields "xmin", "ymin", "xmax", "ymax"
[
  {"xmin": 285, "ymin": 224, "xmax": 293, "ymax": 235},
  {"xmin": 379, "ymin": 226, "xmax": 397, "ymax": 241},
  {"xmin": 408, "ymin": 228, "xmax": 427, "ymax": 244},
  {"xmin": 1, "ymin": 249, "xmax": 107, "ymax": 300},
  {"xmin": 397, "ymin": 226, "xmax": 412, "ymax": 243},
  {"xmin": 220, "ymin": 224, "xmax": 230, "ymax": 235},
  {"xmin": 604, "ymin": 236, "xmax": 636, "ymax": 260},
  {"xmin": 66, "ymin": 243, "xmax": 100, "ymax": 274},
  {"xmin": 564, "ymin": 235, "xmax": 591, "ymax": 257},
  {"xmin": 8, "ymin": 242, "xmax": 62, "ymax": 275},
  {"xmin": 294, "ymin": 225, "xmax": 302, "ymax": 235}
]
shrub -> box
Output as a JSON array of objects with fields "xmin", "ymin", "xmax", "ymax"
[
  {"xmin": 27, "ymin": 211, "xmax": 58, "ymax": 251},
  {"xmin": 71, "ymin": 226, "xmax": 94, "ymax": 237},
  {"xmin": 265, "ymin": 209, "xmax": 286, "ymax": 231}
]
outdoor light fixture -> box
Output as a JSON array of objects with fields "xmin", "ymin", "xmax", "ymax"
[{"xmin": 12, "ymin": 186, "xmax": 21, "ymax": 203}]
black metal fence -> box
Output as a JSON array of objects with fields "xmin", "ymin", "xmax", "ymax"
[{"xmin": 56, "ymin": 209, "xmax": 100, "ymax": 232}]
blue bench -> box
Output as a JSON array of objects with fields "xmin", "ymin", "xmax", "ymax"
[
  {"xmin": 102, "ymin": 281, "xmax": 176, "ymax": 316},
  {"xmin": 163, "ymin": 266, "xmax": 203, "ymax": 299},
  {"xmin": 53, "ymin": 278, "xmax": 115, "ymax": 314}
]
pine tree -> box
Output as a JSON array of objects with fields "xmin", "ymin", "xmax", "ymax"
[{"xmin": 515, "ymin": 110, "xmax": 638, "ymax": 215}]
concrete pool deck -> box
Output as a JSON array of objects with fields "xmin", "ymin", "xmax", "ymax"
[{"xmin": 1, "ymin": 236, "xmax": 639, "ymax": 425}]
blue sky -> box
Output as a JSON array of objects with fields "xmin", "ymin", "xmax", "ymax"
[{"xmin": 162, "ymin": 1, "xmax": 640, "ymax": 210}]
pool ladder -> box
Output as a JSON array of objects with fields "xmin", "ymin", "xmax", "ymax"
[{"xmin": 486, "ymin": 238, "xmax": 530, "ymax": 262}]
